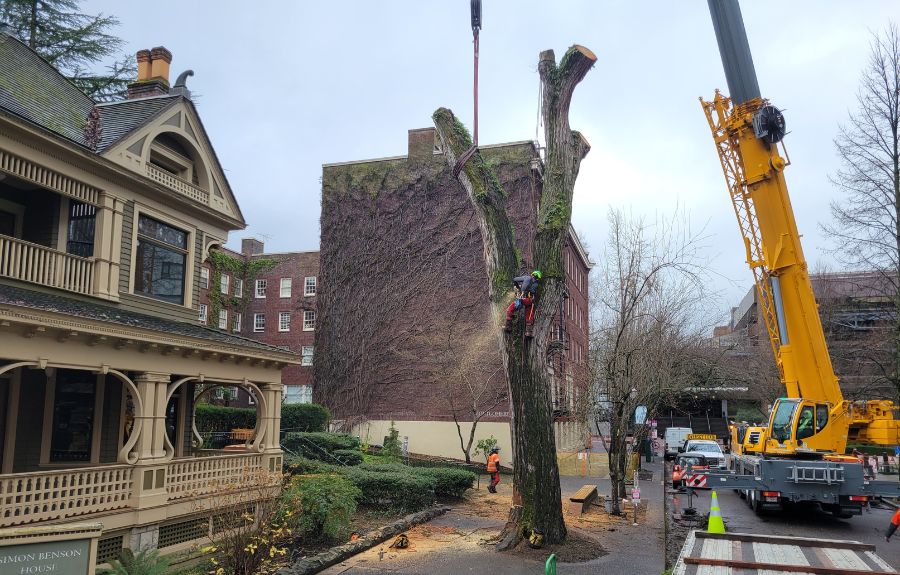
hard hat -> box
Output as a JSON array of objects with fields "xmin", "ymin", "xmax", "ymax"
[
  {"xmin": 490, "ymin": 446, "xmax": 499, "ymax": 453},
  {"xmin": 531, "ymin": 270, "xmax": 542, "ymax": 280}
]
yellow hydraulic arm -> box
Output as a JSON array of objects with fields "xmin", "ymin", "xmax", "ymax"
[{"xmin": 702, "ymin": 0, "xmax": 898, "ymax": 456}]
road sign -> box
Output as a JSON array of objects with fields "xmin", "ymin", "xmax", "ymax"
[{"xmin": 631, "ymin": 487, "xmax": 641, "ymax": 503}]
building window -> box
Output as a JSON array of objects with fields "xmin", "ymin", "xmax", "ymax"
[
  {"xmin": 284, "ymin": 385, "xmax": 313, "ymax": 404},
  {"xmin": 218, "ymin": 309, "xmax": 228, "ymax": 330},
  {"xmin": 233, "ymin": 312, "xmax": 242, "ymax": 332},
  {"xmin": 254, "ymin": 313, "xmax": 265, "ymax": 332},
  {"xmin": 200, "ymin": 267, "xmax": 209, "ymax": 289},
  {"xmin": 234, "ymin": 278, "xmax": 243, "ymax": 298},
  {"xmin": 279, "ymin": 312, "xmax": 291, "ymax": 332},
  {"xmin": 198, "ymin": 303, "xmax": 208, "ymax": 324},
  {"xmin": 280, "ymin": 277, "xmax": 292, "ymax": 298},
  {"xmin": 301, "ymin": 346, "xmax": 314, "ymax": 366},
  {"xmin": 304, "ymin": 276, "xmax": 317, "ymax": 296},
  {"xmin": 50, "ymin": 371, "xmax": 96, "ymax": 462},
  {"xmin": 255, "ymin": 279, "xmax": 267, "ymax": 298},
  {"xmin": 220, "ymin": 274, "xmax": 230, "ymax": 295},
  {"xmin": 134, "ymin": 215, "xmax": 188, "ymax": 304},
  {"xmin": 303, "ymin": 310, "xmax": 316, "ymax": 331}
]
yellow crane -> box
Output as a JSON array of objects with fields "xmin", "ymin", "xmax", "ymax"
[{"xmin": 701, "ymin": 0, "xmax": 899, "ymax": 459}]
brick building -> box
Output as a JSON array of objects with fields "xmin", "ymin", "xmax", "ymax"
[
  {"xmin": 317, "ymin": 127, "xmax": 591, "ymax": 462},
  {"xmin": 198, "ymin": 239, "xmax": 319, "ymax": 407},
  {"xmin": 713, "ymin": 270, "xmax": 897, "ymax": 405}
]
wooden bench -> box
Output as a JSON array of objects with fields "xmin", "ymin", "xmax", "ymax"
[{"xmin": 567, "ymin": 484, "xmax": 598, "ymax": 516}]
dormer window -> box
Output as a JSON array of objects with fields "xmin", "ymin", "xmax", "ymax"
[{"xmin": 149, "ymin": 133, "xmax": 200, "ymax": 186}]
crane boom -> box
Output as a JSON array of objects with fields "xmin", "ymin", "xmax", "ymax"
[{"xmin": 701, "ymin": 0, "xmax": 898, "ymax": 456}]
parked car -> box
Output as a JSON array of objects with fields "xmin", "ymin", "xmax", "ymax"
[
  {"xmin": 664, "ymin": 427, "xmax": 693, "ymax": 461},
  {"xmin": 681, "ymin": 437, "xmax": 727, "ymax": 469}
]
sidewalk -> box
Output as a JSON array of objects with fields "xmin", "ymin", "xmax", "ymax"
[{"xmin": 321, "ymin": 461, "xmax": 665, "ymax": 575}]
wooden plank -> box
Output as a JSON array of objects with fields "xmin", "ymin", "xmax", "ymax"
[
  {"xmin": 696, "ymin": 531, "xmax": 875, "ymax": 552},
  {"xmin": 682, "ymin": 557, "xmax": 895, "ymax": 575},
  {"xmin": 569, "ymin": 484, "xmax": 597, "ymax": 502}
]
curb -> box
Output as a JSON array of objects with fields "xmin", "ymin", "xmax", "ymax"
[{"xmin": 277, "ymin": 506, "xmax": 451, "ymax": 575}]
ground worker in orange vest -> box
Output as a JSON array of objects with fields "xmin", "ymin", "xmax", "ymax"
[
  {"xmin": 487, "ymin": 447, "xmax": 501, "ymax": 493},
  {"xmin": 886, "ymin": 507, "xmax": 900, "ymax": 542}
]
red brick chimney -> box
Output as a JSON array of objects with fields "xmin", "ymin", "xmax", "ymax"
[{"xmin": 127, "ymin": 46, "xmax": 172, "ymax": 99}]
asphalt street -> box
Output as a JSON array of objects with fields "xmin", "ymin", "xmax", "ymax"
[{"xmin": 673, "ymin": 485, "xmax": 900, "ymax": 570}]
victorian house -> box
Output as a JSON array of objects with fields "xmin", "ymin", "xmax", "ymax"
[{"xmin": 0, "ymin": 31, "xmax": 296, "ymax": 562}]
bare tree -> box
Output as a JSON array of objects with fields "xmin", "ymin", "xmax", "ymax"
[
  {"xmin": 589, "ymin": 209, "xmax": 713, "ymax": 515},
  {"xmin": 441, "ymin": 326, "xmax": 507, "ymax": 463},
  {"xmin": 821, "ymin": 23, "xmax": 900, "ymax": 400},
  {"xmin": 433, "ymin": 45, "xmax": 596, "ymax": 547}
]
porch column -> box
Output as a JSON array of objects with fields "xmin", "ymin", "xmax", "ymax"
[
  {"xmin": 130, "ymin": 372, "xmax": 170, "ymax": 510},
  {"xmin": 259, "ymin": 383, "xmax": 283, "ymax": 475},
  {"xmin": 92, "ymin": 192, "xmax": 124, "ymax": 301}
]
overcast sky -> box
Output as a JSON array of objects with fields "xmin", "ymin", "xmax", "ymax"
[{"xmin": 85, "ymin": 0, "xmax": 897, "ymax": 324}]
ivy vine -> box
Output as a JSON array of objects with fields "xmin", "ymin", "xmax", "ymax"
[{"xmin": 207, "ymin": 250, "xmax": 278, "ymax": 331}]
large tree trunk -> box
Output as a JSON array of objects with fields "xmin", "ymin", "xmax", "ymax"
[{"xmin": 433, "ymin": 45, "xmax": 595, "ymax": 548}]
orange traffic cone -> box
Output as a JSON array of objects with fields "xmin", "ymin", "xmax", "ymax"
[{"xmin": 707, "ymin": 490, "xmax": 726, "ymax": 534}]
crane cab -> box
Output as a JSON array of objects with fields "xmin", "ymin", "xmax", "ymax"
[{"xmin": 763, "ymin": 398, "xmax": 847, "ymax": 456}]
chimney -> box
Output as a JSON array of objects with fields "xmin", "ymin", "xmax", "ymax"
[
  {"xmin": 408, "ymin": 128, "xmax": 437, "ymax": 164},
  {"xmin": 127, "ymin": 46, "xmax": 172, "ymax": 99},
  {"xmin": 242, "ymin": 238, "xmax": 264, "ymax": 257}
]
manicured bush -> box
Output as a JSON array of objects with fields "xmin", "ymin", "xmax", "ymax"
[
  {"xmin": 281, "ymin": 403, "xmax": 331, "ymax": 433},
  {"xmin": 417, "ymin": 467, "xmax": 476, "ymax": 498},
  {"xmin": 343, "ymin": 468, "xmax": 436, "ymax": 511},
  {"xmin": 359, "ymin": 463, "xmax": 475, "ymax": 498},
  {"xmin": 194, "ymin": 405, "xmax": 255, "ymax": 432},
  {"xmin": 282, "ymin": 432, "xmax": 360, "ymax": 460},
  {"xmin": 332, "ymin": 449, "xmax": 364, "ymax": 466},
  {"xmin": 282, "ymin": 454, "xmax": 341, "ymax": 476},
  {"xmin": 281, "ymin": 474, "xmax": 360, "ymax": 541}
]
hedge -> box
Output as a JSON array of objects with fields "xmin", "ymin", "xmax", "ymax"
[
  {"xmin": 195, "ymin": 403, "xmax": 330, "ymax": 434},
  {"xmin": 194, "ymin": 404, "xmax": 255, "ymax": 433},
  {"xmin": 360, "ymin": 463, "xmax": 474, "ymax": 498},
  {"xmin": 281, "ymin": 403, "xmax": 331, "ymax": 433},
  {"xmin": 282, "ymin": 432, "xmax": 361, "ymax": 461},
  {"xmin": 332, "ymin": 449, "xmax": 364, "ymax": 466},
  {"xmin": 283, "ymin": 454, "xmax": 341, "ymax": 476},
  {"xmin": 343, "ymin": 468, "xmax": 436, "ymax": 511}
]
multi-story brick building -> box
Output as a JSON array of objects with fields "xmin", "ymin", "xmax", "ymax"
[
  {"xmin": 317, "ymin": 127, "xmax": 591, "ymax": 462},
  {"xmin": 0, "ymin": 34, "xmax": 295, "ymax": 563},
  {"xmin": 198, "ymin": 239, "xmax": 318, "ymax": 407}
]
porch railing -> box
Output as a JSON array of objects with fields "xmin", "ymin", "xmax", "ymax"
[
  {"xmin": 145, "ymin": 163, "xmax": 209, "ymax": 204},
  {"xmin": 0, "ymin": 234, "xmax": 94, "ymax": 295},
  {"xmin": 0, "ymin": 465, "xmax": 133, "ymax": 527},
  {"xmin": 166, "ymin": 453, "xmax": 264, "ymax": 501}
]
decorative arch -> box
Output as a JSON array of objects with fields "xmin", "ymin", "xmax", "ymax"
[
  {"xmin": 0, "ymin": 361, "xmax": 145, "ymax": 465},
  {"xmin": 143, "ymin": 128, "xmax": 211, "ymax": 192},
  {"xmin": 166, "ymin": 376, "xmax": 269, "ymax": 460}
]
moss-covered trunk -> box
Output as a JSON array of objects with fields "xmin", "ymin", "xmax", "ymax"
[{"xmin": 433, "ymin": 45, "xmax": 595, "ymax": 549}]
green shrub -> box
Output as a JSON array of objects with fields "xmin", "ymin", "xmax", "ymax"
[
  {"xmin": 282, "ymin": 432, "xmax": 361, "ymax": 461},
  {"xmin": 381, "ymin": 421, "xmax": 402, "ymax": 461},
  {"xmin": 281, "ymin": 403, "xmax": 331, "ymax": 433},
  {"xmin": 417, "ymin": 467, "xmax": 476, "ymax": 498},
  {"xmin": 282, "ymin": 454, "xmax": 341, "ymax": 476},
  {"xmin": 101, "ymin": 549, "xmax": 170, "ymax": 575},
  {"xmin": 282, "ymin": 474, "xmax": 360, "ymax": 541},
  {"xmin": 194, "ymin": 404, "xmax": 255, "ymax": 433},
  {"xmin": 332, "ymin": 449, "xmax": 364, "ymax": 466},
  {"xmin": 358, "ymin": 463, "xmax": 474, "ymax": 498},
  {"xmin": 344, "ymin": 468, "xmax": 436, "ymax": 511}
]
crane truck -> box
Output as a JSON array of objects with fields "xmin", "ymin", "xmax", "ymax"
[{"xmin": 701, "ymin": 0, "xmax": 900, "ymax": 517}]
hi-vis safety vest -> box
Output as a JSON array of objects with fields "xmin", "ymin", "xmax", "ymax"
[{"xmin": 487, "ymin": 454, "xmax": 500, "ymax": 472}]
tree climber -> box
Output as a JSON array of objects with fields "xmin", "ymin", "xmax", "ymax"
[{"xmin": 504, "ymin": 270, "xmax": 542, "ymax": 337}]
